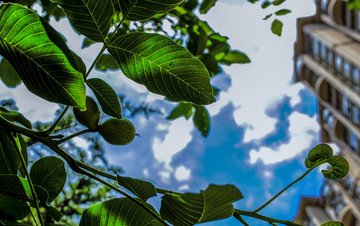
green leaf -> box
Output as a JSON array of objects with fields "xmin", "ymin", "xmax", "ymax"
[
  {"xmin": 14, "ymin": 134, "xmax": 28, "ymax": 178},
  {"xmin": 200, "ymin": 54, "xmax": 221, "ymax": 76},
  {"xmin": 95, "ymin": 54, "xmax": 120, "ymax": 71},
  {"xmin": 0, "ymin": 175, "xmax": 33, "ymax": 201},
  {"xmin": 86, "ymin": 78, "xmax": 122, "ymax": 118},
  {"xmin": 0, "ymin": 194, "xmax": 30, "ymax": 220},
  {"xmin": 80, "ymin": 198, "xmax": 163, "ymax": 226},
  {"xmin": 40, "ymin": 0, "xmax": 66, "ymax": 21},
  {"xmin": 348, "ymin": 0, "xmax": 360, "ymax": 12},
  {"xmin": 305, "ymin": 144, "xmax": 333, "ymax": 168},
  {"xmin": 200, "ymin": 0, "xmax": 217, "ymax": 14},
  {"xmin": 51, "ymin": 0, "xmax": 113, "ymax": 42},
  {"xmin": 273, "ymin": 0, "xmax": 286, "ymax": 6},
  {"xmin": 30, "ymin": 156, "xmax": 66, "ymax": 203},
  {"xmin": 263, "ymin": 13, "xmax": 272, "ymax": 20},
  {"xmin": 271, "ymin": 19, "xmax": 283, "ymax": 37},
  {"xmin": 193, "ymin": 105, "xmax": 210, "ymax": 137},
  {"xmin": 321, "ymin": 221, "xmax": 344, "ymax": 226},
  {"xmin": 81, "ymin": 37, "xmax": 96, "ymax": 49},
  {"xmin": 160, "ymin": 184, "xmax": 243, "ymax": 225},
  {"xmin": 70, "ymin": 50, "xmax": 87, "ymax": 76},
  {"xmin": 321, "ymin": 156, "xmax": 349, "ymax": 180},
  {"xmin": 108, "ymin": 32, "xmax": 215, "ymax": 105},
  {"xmin": 261, "ymin": 1, "xmax": 271, "ymax": 9},
  {"xmin": 0, "ymin": 4, "xmax": 86, "ymax": 109},
  {"xmin": 275, "ymin": 9, "xmax": 291, "ymax": 16},
  {"xmin": 34, "ymin": 185, "xmax": 63, "ymax": 221},
  {"xmin": 247, "ymin": 0, "xmax": 259, "ymax": 3},
  {"xmin": 0, "ymin": 128, "xmax": 20, "ymax": 175},
  {"xmin": 0, "ymin": 58, "xmax": 21, "ymax": 87},
  {"xmin": 0, "ymin": 107, "xmax": 32, "ymax": 129},
  {"xmin": 116, "ymin": 175, "xmax": 157, "ymax": 202},
  {"xmin": 219, "ymin": 50, "xmax": 251, "ymax": 65},
  {"xmin": 167, "ymin": 102, "xmax": 194, "ymax": 120},
  {"xmin": 119, "ymin": 0, "xmax": 183, "ymax": 21}
]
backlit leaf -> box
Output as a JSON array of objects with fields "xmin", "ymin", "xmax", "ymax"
[
  {"xmin": 160, "ymin": 184, "xmax": 243, "ymax": 225},
  {"xmin": 0, "ymin": 194, "xmax": 29, "ymax": 220},
  {"xmin": 271, "ymin": 19, "xmax": 283, "ymax": 36},
  {"xmin": 51, "ymin": 0, "xmax": 113, "ymax": 42},
  {"xmin": 0, "ymin": 4, "xmax": 86, "ymax": 109},
  {"xmin": 275, "ymin": 9, "xmax": 291, "ymax": 16},
  {"xmin": 193, "ymin": 105, "xmax": 210, "ymax": 137},
  {"xmin": 80, "ymin": 198, "xmax": 163, "ymax": 226},
  {"xmin": 108, "ymin": 32, "xmax": 215, "ymax": 105},
  {"xmin": 120, "ymin": 0, "xmax": 183, "ymax": 21},
  {"xmin": 95, "ymin": 54, "xmax": 120, "ymax": 71},
  {"xmin": 86, "ymin": 78, "xmax": 122, "ymax": 118},
  {"xmin": 116, "ymin": 175, "xmax": 157, "ymax": 202},
  {"xmin": 167, "ymin": 102, "xmax": 194, "ymax": 120},
  {"xmin": 219, "ymin": 50, "xmax": 251, "ymax": 65},
  {"xmin": 30, "ymin": 156, "xmax": 66, "ymax": 202},
  {"xmin": 0, "ymin": 58, "xmax": 21, "ymax": 87}
]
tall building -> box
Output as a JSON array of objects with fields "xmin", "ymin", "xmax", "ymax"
[{"xmin": 294, "ymin": 0, "xmax": 360, "ymax": 225}]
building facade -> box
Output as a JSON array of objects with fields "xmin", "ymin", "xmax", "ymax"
[{"xmin": 294, "ymin": 0, "xmax": 360, "ymax": 225}]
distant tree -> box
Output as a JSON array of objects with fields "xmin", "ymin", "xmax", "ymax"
[{"xmin": 0, "ymin": 0, "xmax": 349, "ymax": 225}]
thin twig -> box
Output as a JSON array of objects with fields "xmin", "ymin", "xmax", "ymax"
[
  {"xmin": 234, "ymin": 209, "xmax": 302, "ymax": 226},
  {"xmin": 42, "ymin": 106, "xmax": 69, "ymax": 136},
  {"xmin": 57, "ymin": 128, "xmax": 93, "ymax": 144},
  {"xmin": 9, "ymin": 134, "xmax": 44, "ymax": 226}
]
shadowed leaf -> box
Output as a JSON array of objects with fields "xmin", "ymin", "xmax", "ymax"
[
  {"xmin": 116, "ymin": 175, "xmax": 157, "ymax": 202},
  {"xmin": 305, "ymin": 144, "xmax": 333, "ymax": 168},
  {"xmin": 0, "ymin": 194, "xmax": 30, "ymax": 220},
  {"xmin": 200, "ymin": 0, "xmax": 217, "ymax": 14},
  {"xmin": 167, "ymin": 102, "xmax": 194, "ymax": 120},
  {"xmin": 271, "ymin": 19, "xmax": 283, "ymax": 36},
  {"xmin": 193, "ymin": 105, "xmax": 210, "ymax": 137},
  {"xmin": 0, "ymin": 58, "xmax": 21, "ymax": 87},
  {"xmin": 275, "ymin": 9, "xmax": 291, "ymax": 16}
]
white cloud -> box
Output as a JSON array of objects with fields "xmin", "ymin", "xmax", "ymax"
[
  {"xmin": 174, "ymin": 165, "xmax": 191, "ymax": 181},
  {"xmin": 178, "ymin": 184, "xmax": 190, "ymax": 191},
  {"xmin": 143, "ymin": 168, "xmax": 149, "ymax": 178},
  {"xmin": 249, "ymin": 111, "xmax": 320, "ymax": 165},
  {"xmin": 158, "ymin": 171, "xmax": 171, "ymax": 184},
  {"xmin": 152, "ymin": 118, "xmax": 193, "ymax": 169}
]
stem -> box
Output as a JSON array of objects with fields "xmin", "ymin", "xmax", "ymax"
[
  {"xmin": 57, "ymin": 128, "xmax": 93, "ymax": 144},
  {"xmin": 233, "ymin": 212, "xmax": 250, "ymax": 226},
  {"xmin": 42, "ymin": 106, "xmax": 69, "ymax": 136},
  {"xmin": 234, "ymin": 209, "xmax": 302, "ymax": 226},
  {"xmin": 253, "ymin": 161, "xmax": 326, "ymax": 213},
  {"xmin": 9, "ymin": 134, "xmax": 44, "ymax": 226},
  {"xmin": 84, "ymin": 16, "xmax": 126, "ymax": 80}
]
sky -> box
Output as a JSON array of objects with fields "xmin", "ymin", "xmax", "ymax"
[{"xmin": 0, "ymin": 0, "xmax": 341, "ymax": 225}]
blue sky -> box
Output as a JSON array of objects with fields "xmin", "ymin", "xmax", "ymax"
[{"xmin": 0, "ymin": 0, "xmax": 341, "ymax": 225}]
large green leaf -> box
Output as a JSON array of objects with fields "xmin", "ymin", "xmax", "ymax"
[
  {"xmin": 80, "ymin": 198, "xmax": 163, "ymax": 226},
  {"xmin": 108, "ymin": 32, "xmax": 215, "ymax": 105},
  {"xmin": 193, "ymin": 105, "xmax": 210, "ymax": 137},
  {"xmin": 167, "ymin": 102, "xmax": 194, "ymax": 120},
  {"xmin": 119, "ymin": 0, "xmax": 183, "ymax": 21},
  {"xmin": 116, "ymin": 175, "xmax": 157, "ymax": 202},
  {"xmin": 160, "ymin": 184, "xmax": 243, "ymax": 225},
  {"xmin": 51, "ymin": 0, "xmax": 113, "ymax": 42},
  {"xmin": 30, "ymin": 156, "xmax": 66, "ymax": 203},
  {"xmin": 0, "ymin": 4, "xmax": 86, "ymax": 109},
  {"xmin": 0, "ymin": 58, "xmax": 21, "ymax": 87},
  {"xmin": 86, "ymin": 78, "xmax": 122, "ymax": 118},
  {"xmin": 0, "ymin": 194, "xmax": 30, "ymax": 220},
  {"xmin": 0, "ymin": 175, "xmax": 33, "ymax": 201},
  {"xmin": 321, "ymin": 222, "xmax": 344, "ymax": 226},
  {"xmin": 0, "ymin": 128, "xmax": 20, "ymax": 175},
  {"xmin": 0, "ymin": 107, "xmax": 31, "ymax": 129},
  {"xmin": 321, "ymin": 156, "xmax": 349, "ymax": 180}
]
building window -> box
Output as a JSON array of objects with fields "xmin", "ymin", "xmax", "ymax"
[
  {"xmin": 296, "ymin": 57, "xmax": 303, "ymax": 74},
  {"xmin": 352, "ymin": 67, "xmax": 360, "ymax": 91},
  {"xmin": 343, "ymin": 95, "xmax": 349, "ymax": 117},
  {"xmin": 335, "ymin": 54, "xmax": 343, "ymax": 76},
  {"xmin": 344, "ymin": 60, "xmax": 351, "ymax": 83},
  {"xmin": 321, "ymin": 42, "xmax": 327, "ymax": 63},
  {"xmin": 353, "ymin": 106, "xmax": 359, "ymax": 125},
  {"xmin": 354, "ymin": 185, "xmax": 360, "ymax": 201},
  {"xmin": 313, "ymin": 39, "xmax": 319, "ymax": 59},
  {"xmin": 350, "ymin": 131, "xmax": 358, "ymax": 151},
  {"xmin": 328, "ymin": 50, "xmax": 333, "ymax": 69},
  {"xmin": 321, "ymin": 0, "xmax": 329, "ymax": 12}
]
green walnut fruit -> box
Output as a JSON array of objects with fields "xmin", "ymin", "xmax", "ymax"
[
  {"xmin": 98, "ymin": 118, "xmax": 136, "ymax": 146},
  {"xmin": 73, "ymin": 96, "xmax": 100, "ymax": 130}
]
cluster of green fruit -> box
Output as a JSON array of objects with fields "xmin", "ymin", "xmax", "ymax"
[{"xmin": 73, "ymin": 96, "xmax": 135, "ymax": 146}]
